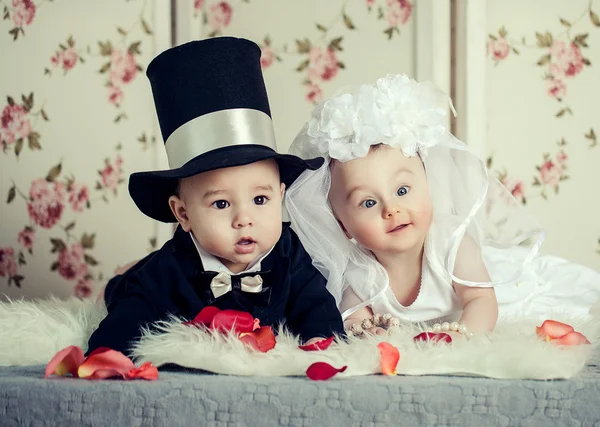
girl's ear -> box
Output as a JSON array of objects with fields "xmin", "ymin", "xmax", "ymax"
[{"xmin": 169, "ymin": 195, "xmax": 191, "ymax": 232}]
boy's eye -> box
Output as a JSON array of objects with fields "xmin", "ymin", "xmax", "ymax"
[
  {"xmin": 397, "ymin": 186, "xmax": 409, "ymax": 196},
  {"xmin": 254, "ymin": 195, "xmax": 269, "ymax": 205},
  {"xmin": 212, "ymin": 200, "xmax": 230, "ymax": 209},
  {"xmin": 360, "ymin": 199, "xmax": 377, "ymax": 208}
]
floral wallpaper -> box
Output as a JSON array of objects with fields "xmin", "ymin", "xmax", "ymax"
[
  {"xmin": 190, "ymin": 0, "xmax": 416, "ymax": 153},
  {"xmin": 0, "ymin": 0, "xmax": 169, "ymax": 300},
  {"xmin": 485, "ymin": 0, "xmax": 600, "ymax": 270}
]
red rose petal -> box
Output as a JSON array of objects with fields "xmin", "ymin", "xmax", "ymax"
[
  {"xmin": 127, "ymin": 362, "xmax": 159, "ymax": 380},
  {"xmin": 45, "ymin": 345, "xmax": 85, "ymax": 378},
  {"xmin": 536, "ymin": 320, "xmax": 575, "ymax": 340},
  {"xmin": 298, "ymin": 336, "xmax": 335, "ymax": 351},
  {"xmin": 78, "ymin": 349, "xmax": 136, "ymax": 380},
  {"xmin": 378, "ymin": 342, "xmax": 400, "ymax": 376},
  {"xmin": 554, "ymin": 331, "xmax": 591, "ymax": 346},
  {"xmin": 210, "ymin": 309, "xmax": 256, "ymax": 333},
  {"xmin": 413, "ymin": 332, "xmax": 453, "ymax": 344},
  {"xmin": 239, "ymin": 326, "xmax": 277, "ymax": 352},
  {"xmin": 184, "ymin": 306, "xmax": 221, "ymax": 327},
  {"xmin": 306, "ymin": 362, "xmax": 347, "ymax": 380}
]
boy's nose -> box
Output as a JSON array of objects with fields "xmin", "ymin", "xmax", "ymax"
[{"xmin": 233, "ymin": 211, "xmax": 253, "ymax": 228}]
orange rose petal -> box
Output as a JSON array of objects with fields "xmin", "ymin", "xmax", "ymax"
[
  {"xmin": 45, "ymin": 345, "xmax": 85, "ymax": 378},
  {"xmin": 306, "ymin": 362, "xmax": 347, "ymax": 380},
  {"xmin": 554, "ymin": 331, "xmax": 591, "ymax": 346},
  {"xmin": 127, "ymin": 362, "xmax": 159, "ymax": 380},
  {"xmin": 84, "ymin": 368, "xmax": 127, "ymax": 380},
  {"xmin": 184, "ymin": 306, "xmax": 221, "ymax": 327},
  {"xmin": 78, "ymin": 349, "xmax": 136, "ymax": 380},
  {"xmin": 536, "ymin": 320, "xmax": 575, "ymax": 340},
  {"xmin": 239, "ymin": 326, "xmax": 277, "ymax": 352},
  {"xmin": 298, "ymin": 336, "xmax": 335, "ymax": 351},
  {"xmin": 211, "ymin": 309, "xmax": 257, "ymax": 333},
  {"xmin": 413, "ymin": 332, "xmax": 452, "ymax": 344},
  {"xmin": 378, "ymin": 342, "xmax": 400, "ymax": 376}
]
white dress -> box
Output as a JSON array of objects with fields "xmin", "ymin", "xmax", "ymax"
[{"xmin": 367, "ymin": 220, "xmax": 600, "ymax": 322}]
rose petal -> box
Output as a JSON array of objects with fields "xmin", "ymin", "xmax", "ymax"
[
  {"xmin": 378, "ymin": 342, "xmax": 400, "ymax": 376},
  {"xmin": 298, "ymin": 336, "xmax": 335, "ymax": 351},
  {"xmin": 83, "ymin": 368, "xmax": 127, "ymax": 380},
  {"xmin": 536, "ymin": 320, "xmax": 575, "ymax": 340},
  {"xmin": 183, "ymin": 306, "xmax": 221, "ymax": 327},
  {"xmin": 239, "ymin": 326, "xmax": 277, "ymax": 352},
  {"xmin": 45, "ymin": 345, "xmax": 85, "ymax": 378},
  {"xmin": 210, "ymin": 309, "xmax": 256, "ymax": 333},
  {"xmin": 306, "ymin": 362, "xmax": 347, "ymax": 380},
  {"xmin": 413, "ymin": 332, "xmax": 452, "ymax": 344},
  {"xmin": 78, "ymin": 349, "xmax": 136, "ymax": 380},
  {"xmin": 554, "ymin": 331, "xmax": 591, "ymax": 346},
  {"xmin": 127, "ymin": 362, "xmax": 159, "ymax": 380}
]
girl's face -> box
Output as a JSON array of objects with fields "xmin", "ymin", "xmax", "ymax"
[{"xmin": 328, "ymin": 145, "xmax": 433, "ymax": 257}]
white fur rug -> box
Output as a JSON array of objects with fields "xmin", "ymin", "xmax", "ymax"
[{"xmin": 0, "ymin": 297, "xmax": 597, "ymax": 379}]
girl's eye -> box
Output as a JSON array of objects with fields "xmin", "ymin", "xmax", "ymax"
[
  {"xmin": 360, "ymin": 199, "xmax": 377, "ymax": 208},
  {"xmin": 254, "ymin": 195, "xmax": 269, "ymax": 205},
  {"xmin": 397, "ymin": 186, "xmax": 409, "ymax": 196},
  {"xmin": 212, "ymin": 200, "xmax": 230, "ymax": 209}
]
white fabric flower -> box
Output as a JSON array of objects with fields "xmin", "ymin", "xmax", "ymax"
[{"xmin": 305, "ymin": 74, "xmax": 451, "ymax": 162}]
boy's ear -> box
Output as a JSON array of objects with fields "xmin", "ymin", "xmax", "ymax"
[
  {"xmin": 169, "ymin": 195, "xmax": 191, "ymax": 232},
  {"xmin": 280, "ymin": 182, "xmax": 286, "ymax": 198},
  {"xmin": 337, "ymin": 219, "xmax": 352, "ymax": 240}
]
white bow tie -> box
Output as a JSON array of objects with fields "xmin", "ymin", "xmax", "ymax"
[{"xmin": 210, "ymin": 271, "xmax": 264, "ymax": 299}]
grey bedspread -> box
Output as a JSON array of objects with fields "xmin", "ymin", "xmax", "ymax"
[{"xmin": 2, "ymin": 363, "xmax": 600, "ymax": 427}]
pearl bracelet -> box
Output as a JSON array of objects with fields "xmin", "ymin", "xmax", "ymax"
[
  {"xmin": 346, "ymin": 312, "xmax": 401, "ymax": 336},
  {"xmin": 425, "ymin": 322, "xmax": 474, "ymax": 339}
]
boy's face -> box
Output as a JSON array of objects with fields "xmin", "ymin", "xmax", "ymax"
[
  {"xmin": 169, "ymin": 159, "xmax": 285, "ymax": 273},
  {"xmin": 328, "ymin": 145, "xmax": 432, "ymax": 257}
]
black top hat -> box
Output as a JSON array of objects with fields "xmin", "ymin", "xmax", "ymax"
[{"xmin": 129, "ymin": 37, "xmax": 323, "ymax": 223}]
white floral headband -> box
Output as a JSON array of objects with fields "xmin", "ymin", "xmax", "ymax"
[{"xmin": 305, "ymin": 74, "xmax": 456, "ymax": 162}]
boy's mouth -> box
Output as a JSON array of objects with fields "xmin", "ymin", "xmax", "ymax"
[{"xmin": 234, "ymin": 237, "xmax": 257, "ymax": 255}]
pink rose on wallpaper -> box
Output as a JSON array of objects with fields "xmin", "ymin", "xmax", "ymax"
[
  {"xmin": 308, "ymin": 47, "xmax": 339, "ymax": 82},
  {"xmin": 547, "ymin": 78, "xmax": 566, "ymax": 99},
  {"xmin": 57, "ymin": 243, "xmax": 88, "ymax": 281},
  {"xmin": 61, "ymin": 48, "xmax": 79, "ymax": 70},
  {"xmin": 75, "ymin": 278, "xmax": 93, "ymax": 298},
  {"xmin": 27, "ymin": 178, "xmax": 66, "ymax": 229},
  {"xmin": 539, "ymin": 160, "xmax": 562, "ymax": 189},
  {"xmin": 0, "ymin": 103, "xmax": 33, "ymax": 147},
  {"xmin": 0, "ymin": 247, "xmax": 18, "ymax": 278},
  {"xmin": 50, "ymin": 53, "xmax": 61, "ymax": 67},
  {"xmin": 487, "ymin": 38, "xmax": 510, "ymax": 61},
  {"xmin": 12, "ymin": 0, "xmax": 36, "ymax": 27},
  {"xmin": 108, "ymin": 85, "xmax": 124, "ymax": 106},
  {"xmin": 386, "ymin": 0, "xmax": 412, "ymax": 27},
  {"xmin": 194, "ymin": 0, "xmax": 204, "ymax": 11},
  {"xmin": 100, "ymin": 156, "xmax": 124, "ymax": 190},
  {"xmin": 556, "ymin": 150, "xmax": 568, "ymax": 167},
  {"xmin": 208, "ymin": 2, "xmax": 233, "ymax": 31},
  {"xmin": 17, "ymin": 227, "xmax": 35, "ymax": 250},
  {"xmin": 502, "ymin": 178, "xmax": 525, "ymax": 204},
  {"xmin": 68, "ymin": 182, "xmax": 90, "ymax": 212},
  {"xmin": 366, "ymin": 0, "xmax": 375, "ymax": 6},
  {"xmin": 109, "ymin": 50, "xmax": 138, "ymax": 86},
  {"xmin": 260, "ymin": 46, "xmax": 275, "ymax": 69},
  {"xmin": 549, "ymin": 41, "xmax": 584, "ymax": 78},
  {"xmin": 305, "ymin": 83, "xmax": 323, "ymax": 104}
]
